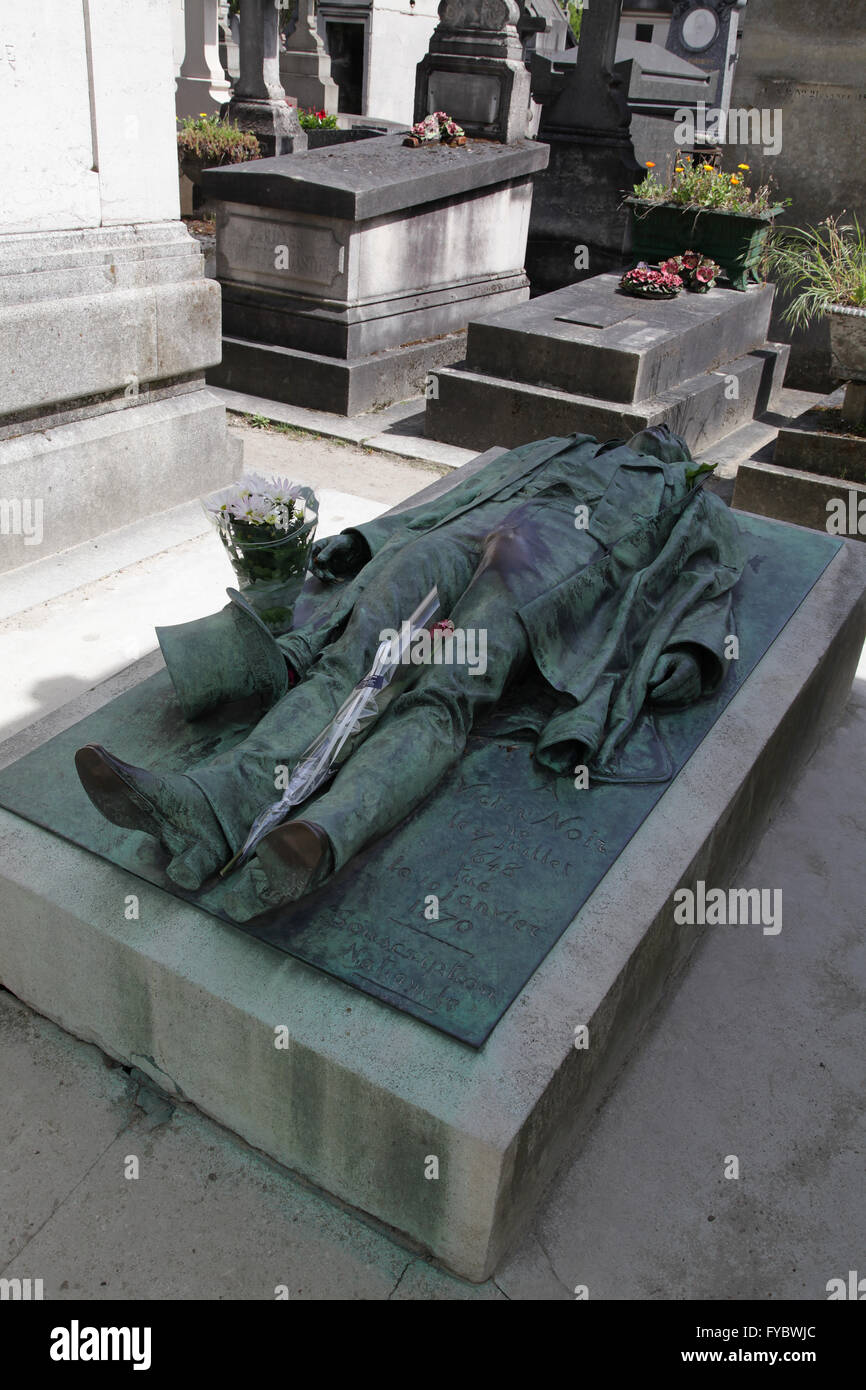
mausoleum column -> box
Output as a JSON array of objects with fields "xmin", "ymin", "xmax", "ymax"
[
  {"xmin": 228, "ymin": 0, "xmax": 306, "ymax": 156},
  {"xmin": 176, "ymin": 0, "xmax": 232, "ymax": 119},
  {"xmin": 279, "ymin": 0, "xmax": 339, "ymax": 117}
]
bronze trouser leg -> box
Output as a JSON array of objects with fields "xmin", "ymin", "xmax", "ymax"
[
  {"xmin": 187, "ymin": 530, "xmax": 481, "ymax": 849},
  {"xmin": 296, "ymin": 529, "xmax": 538, "ymax": 873}
]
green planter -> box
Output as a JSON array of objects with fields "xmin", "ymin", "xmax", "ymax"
[{"xmin": 627, "ymin": 199, "xmax": 781, "ymax": 291}]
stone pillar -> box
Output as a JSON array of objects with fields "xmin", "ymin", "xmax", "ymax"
[
  {"xmin": 526, "ymin": 0, "xmax": 642, "ymax": 294},
  {"xmin": 279, "ymin": 0, "xmax": 339, "ymax": 116},
  {"xmin": 176, "ymin": 0, "xmax": 232, "ymax": 119},
  {"xmin": 227, "ymin": 0, "xmax": 307, "ymax": 156},
  {"xmin": 414, "ymin": 0, "xmax": 535, "ymax": 143}
]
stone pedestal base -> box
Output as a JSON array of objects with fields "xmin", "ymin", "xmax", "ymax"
[
  {"xmin": 279, "ymin": 49, "xmax": 338, "ymax": 116},
  {"xmin": 0, "ymin": 489, "xmax": 863, "ymax": 1281},
  {"xmin": 0, "ymin": 221, "xmax": 236, "ymax": 571},
  {"xmin": 733, "ymin": 389, "xmax": 866, "ymax": 540},
  {"xmin": 0, "ymin": 390, "xmax": 240, "ymax": 573},
  {"xmin": 209, "ymin": 331, "xmax": 467, "ymax": 417},
  {"xmin": 226, "ymin": 97, "xmax": 308, "ymax": 157}
]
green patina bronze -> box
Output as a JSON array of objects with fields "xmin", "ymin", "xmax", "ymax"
[{"xmin": 0, "ymin": 427, "xmax": 842, "ymax": 1044}]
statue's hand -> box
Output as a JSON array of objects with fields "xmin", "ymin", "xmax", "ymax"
[
  {"xmin": 310, "ymin": 533, "xmax": 369, "ymax": 583},
  {"xmin": 648, "ymin": 648, "xmax": 702, "ymax": 707}
]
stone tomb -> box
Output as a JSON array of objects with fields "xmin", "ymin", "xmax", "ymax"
[
  {"xmin": 425, "ymin": 272, "xmax": 789, "ymax": 453},
  {"xmin": 202, "ymin": 136, "xmax": 548, "ymax": 416},
  {"xmin": 1, "ymin": 454, "xmax": 865, "ymax": 1281}
]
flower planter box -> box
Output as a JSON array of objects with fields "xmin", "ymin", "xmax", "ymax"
[{"xmin": 627, "ymin": 199, "xmax": 780, "ymax": 291}]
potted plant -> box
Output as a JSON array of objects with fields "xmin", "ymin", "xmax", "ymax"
[
  {"xmin": 176, "ymin": 113, "xmax": 261, "ymax": 212},
  {"xmin": 298, "ymin": 108, "xmax": 338, "ymax": 132},
  {"xmin": 767, "ymin": 214, "xmax": 866, "ymax": 424},
  {"xmin": 206, "ymin": 474, "xmax": 319, "ymax": 633},
  {"xmin": 627, "ymin": 158, "xmax": 785, "ymax": 291}
]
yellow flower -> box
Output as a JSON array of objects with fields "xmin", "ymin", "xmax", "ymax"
[
  {"xmin": 702, "ymin": 163, "xmax": 714, "ymax": 171},
  {"xmin": 675, "ymin": 166, "xmax": 684, "ymax": 173},
  {"xmin": 738, "ymin": 163, "xmax": 750, "ymax": 170}
]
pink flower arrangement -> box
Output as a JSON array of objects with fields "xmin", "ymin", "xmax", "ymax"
[
  {"xmin": 405, "ymin": 111, "xmax": 466, "ymax": 146},
  {"xmin": 660, "ymin": 251, "xmax": 721, "ymax": 292},
  {"xmin": 620, "ymin": 262, "xmax": 683, "ymax": 298}
]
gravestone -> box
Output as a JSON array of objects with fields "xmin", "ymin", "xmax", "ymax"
[
  {"xmin": 425, "ymin": 272, "xmax": 788, "ymax": 453},
  {"xmin": 614, "ymin": 40, "xmax": 719, "ymax": 168},
  {"xmin": 1, "ymin": 448, "xmax": 864, "ymax": 1279},
  {"xmin": 724, "ymin": 0, "xmax": 866, "ymax": 389},
  {"xmin": 202, "ymin": 135, "xmax": 548, "ymax": 414},
  {"xmin": 666, "ymin": 0, "xmax": 745, "ymax": 113},
  {"xmin": 414, "ymin": 0, "xmax": 536, "ymax": 143}
]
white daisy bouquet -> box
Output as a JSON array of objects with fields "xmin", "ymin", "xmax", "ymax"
[{"xmin": 205, "ymin": 474, "xmax": 319, "ymax": 630}]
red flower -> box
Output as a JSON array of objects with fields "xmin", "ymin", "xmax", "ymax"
[
  {"xmin": 680, "ymin": 250, "xmax": 700, "ymax": 269},
  {"xmin": 695, "ymin": 264, "xmax": 715, "ymax": 283}
]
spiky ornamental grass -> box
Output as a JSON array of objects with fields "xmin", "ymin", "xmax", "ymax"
[{"xmin": 766, "ymin": 215, "xmax": 866, "ymax": 329}]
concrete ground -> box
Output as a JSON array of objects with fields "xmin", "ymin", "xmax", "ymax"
[{"xmin": 1, "ymin": 418, "xmax": 864, "ymax": 1300}]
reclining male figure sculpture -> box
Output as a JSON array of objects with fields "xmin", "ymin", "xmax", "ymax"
[{"xmin": 75, "ymin": 426, "xmax": 745, "ymax": 922}]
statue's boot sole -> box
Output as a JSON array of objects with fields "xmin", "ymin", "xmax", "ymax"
[
  {"xmin": 256, "ymin": 820, "xmax": 334, "ymax": 904},
  {"xmin": 75, "ymin": 744, "xmax": 170, "ymax": 838},
  {"xmin": 74, "ymin": 743, "xmax": 226, "ymax": 889}
]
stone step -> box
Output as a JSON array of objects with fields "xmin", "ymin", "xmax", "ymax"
[
  {"xmin": 426, "ymin": 344, "xmax": 789, "ymax": 455},
  {"xmin": 0, "ymin": 389, "xmax": 240, "ymax": 575},
  {"xmin": 692, "ymin": 417, "xmax": 782, "ymax": 476},
  {"xmin": 209, "ymin": 332, "xmax": 466, "ymax": 418},
  {"xmin": 461, "ymin": 274, "xmax": 776, "ymax": 404}
]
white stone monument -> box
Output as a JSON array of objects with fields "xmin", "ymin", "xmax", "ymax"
[
  {"xmin": 176, "ymin": 0, "xmax": 232, "ymax": 118},
  {"xmin": 279, "ymin": 0, "xmax": 339, "ymax": 116},
  {"xmin": 0, "ymin": 0, "xmax": 237, "ymax": 574}
]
